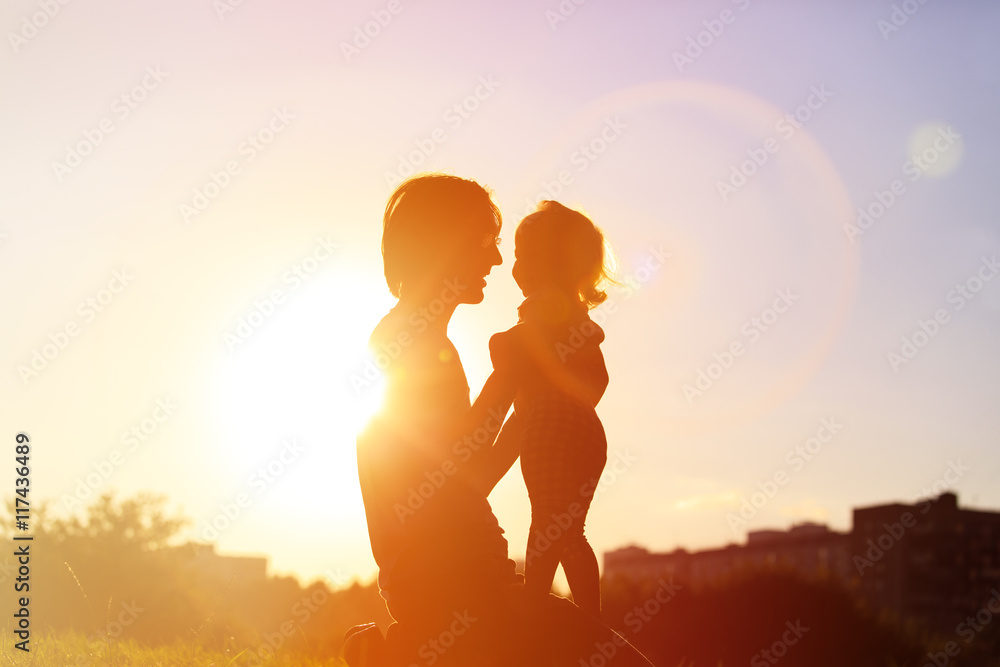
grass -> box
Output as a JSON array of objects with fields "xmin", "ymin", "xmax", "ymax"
[{"xmin": 0, "ymin": 630, "xmax": 348, "ymax": 667}]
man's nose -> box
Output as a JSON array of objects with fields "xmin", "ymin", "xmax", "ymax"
[{"xmin": 487, "ymin": 243, "xmax": 502, "ymax": 267}]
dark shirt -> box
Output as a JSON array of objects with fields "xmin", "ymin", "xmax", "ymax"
[
  {"xmin": 356, "ymin": 305, "xmax": 511, "ymax": 614},
  {"xmin": 490, "ymin": 290, "xmax": 609, "ymax": 412}
]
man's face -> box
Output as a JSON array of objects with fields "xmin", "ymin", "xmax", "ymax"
[{"xmin": 448, "ymin": 217, "xmax": 502, "ymax": 305}]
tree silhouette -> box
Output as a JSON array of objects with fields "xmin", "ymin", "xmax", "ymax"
[{"xmin": 1, "ymin": 491, "xmax": 391, "ymax": 660}]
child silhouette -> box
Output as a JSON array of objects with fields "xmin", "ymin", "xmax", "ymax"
[{"xmin": 487, "ymin": 200, "xmax": 613, "ymax": 618}]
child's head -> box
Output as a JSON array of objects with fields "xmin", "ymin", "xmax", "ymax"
[{"xmin": 513, "ymin": 201, "xmax": 612, "ymax": 308}]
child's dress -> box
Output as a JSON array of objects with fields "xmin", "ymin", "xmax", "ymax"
[{"xmin": 490, "ymin": 290, "xmax": 609, "ymax": 557}]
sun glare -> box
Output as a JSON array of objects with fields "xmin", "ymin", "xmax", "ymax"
[{"xmin": 212, "ymin": 266, "xmax": 394, "ymax": 523}]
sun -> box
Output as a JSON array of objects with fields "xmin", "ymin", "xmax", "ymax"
[
  {"xmin": 907, "ymin": 121, "xmax": 964, "ymax": 178},
  {"xmin": 211, "ymin": 264, "xmax": 394, "ymax": 525}
]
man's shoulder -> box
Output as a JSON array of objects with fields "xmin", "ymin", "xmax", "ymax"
[
  {"xmin": 369, "ymin": 306, "xmax": 441, "ymax": 355},
  {"xmin": 369, "ymin": 307, "xmax": 408, "ymax": 347}
]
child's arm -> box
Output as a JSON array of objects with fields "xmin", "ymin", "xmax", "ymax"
[
  {"xmin": 455, "ymin": 334, "xmax": 517, "ymax": 482},
  {"xmin": 453, "ymin": 369, "xmax": 516, "ymax": 486},
  {"xmin": 476, "ymin": 411, "xmax": 523, "ymax": 496}
]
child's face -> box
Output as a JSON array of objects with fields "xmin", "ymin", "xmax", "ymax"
[
  {"xmin": 511, "ymin": 247, "xmax": 539, "ymax": 297},
  {"xmin": 512, "ymin": 251, "xmax": 528, "ymax": 296}
]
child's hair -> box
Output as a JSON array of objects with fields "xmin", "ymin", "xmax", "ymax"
[
  {"xmin": 515, "ymin": 201, "xmax": 614, "ymax": 308},
  {"xmin": 382, "ymin": 173, "xmax": 502, "ymax": 298}
]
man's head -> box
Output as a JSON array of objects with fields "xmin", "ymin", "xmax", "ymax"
[{"xmin": 382, "ymin": 174, "xmax": 502, "ymax": 304}]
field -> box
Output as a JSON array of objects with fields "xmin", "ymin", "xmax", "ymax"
[{"xmin": 0, "ymin": 631, "xmax": 347, "ymax": 667}]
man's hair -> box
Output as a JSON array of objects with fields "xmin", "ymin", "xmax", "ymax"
[{"xmin": 382, "ymin": 174, "xmax": 502, "ymax": 298}]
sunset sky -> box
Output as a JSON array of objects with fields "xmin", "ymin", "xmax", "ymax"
[{"xmin": 2, "ymin": 0, "xmax": 999, "ymax": 588}]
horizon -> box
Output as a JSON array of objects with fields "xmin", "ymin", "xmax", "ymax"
[{"xmin": 199, "ymin": 486, "xmax": 985, "ymax": 588}]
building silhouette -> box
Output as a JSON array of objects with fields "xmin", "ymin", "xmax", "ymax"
[
  {"xmin": 179, "ymin": 542, "xmax": 269, "ymax": 584},
  {"xmin": 604, "ymin": 522, "xmax": 850, "ymax": 589},
  {"xmin": 604, "ymin": 492, "xmax": 1000, "ymax": 633},
  {"xmin": 852, "ymin": 491, "xmax": 1000, "ymax": 631}
]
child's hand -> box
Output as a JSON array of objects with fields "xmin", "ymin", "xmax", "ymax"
[{"xmin": 489, "ymin": 330, "xmax": 515, "ymax": 377}]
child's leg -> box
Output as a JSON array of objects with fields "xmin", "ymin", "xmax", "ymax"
[
  {"xmin": 559, "ymin": 448, "xmax": 604, "ymax": 617},
  {"xmin": 525, "ymin": 505, "xmax": 602, "ymax": 617},
  {"xmin": 520, "ymin": 397, "xmax": 606, "ymax": 610},
  {"xmin": 561, "ymin": 534, "xmax": 601, "ymax": 617},
  {"xmin": 524, "ymin": 513, "xmax": 563, "ymax": 597}
]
